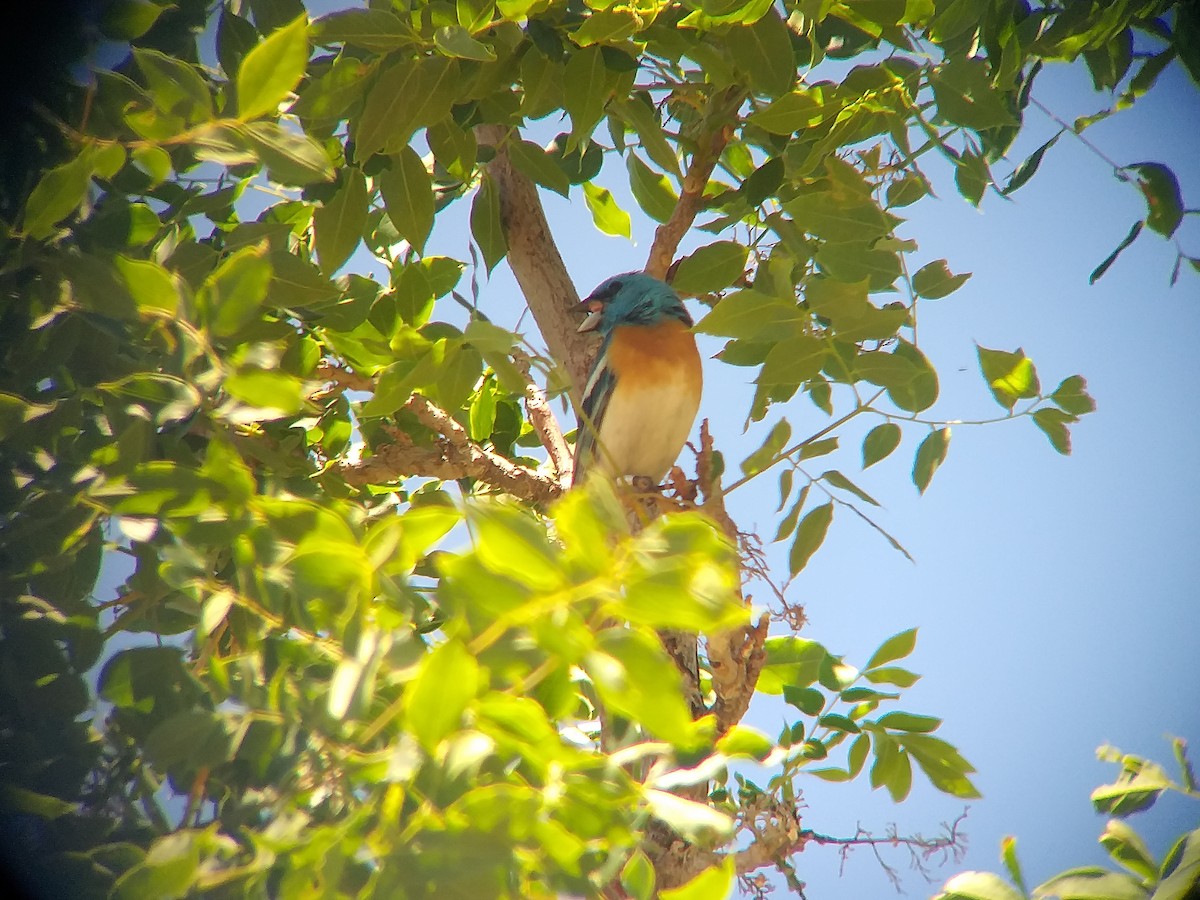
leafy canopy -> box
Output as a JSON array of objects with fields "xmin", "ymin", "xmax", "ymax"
[{"xmin": 0, "ymin": 0, "xmax": 1195, "ymax": 897}]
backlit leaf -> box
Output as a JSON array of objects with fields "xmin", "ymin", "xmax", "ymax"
[
  {"xmin": 237, "ymin": 15, "xmax": 309, "ymax": 121},
  {"xmin": 314, "ymin": 167, "xmax": 368, "ymax": 275},
  {"xmin": 671, "ymin": 241, "xmax": 748, "ymax": 295},
  {"xmin": 379, "ymin": 147, "xmax": 435, "ymax": 253},
  {"xmin": 862, "ymin": 422, "xmax": 901, "ymax": 468},
  {"xmin": 912, "ymin": 427, "xmax": 950, "ymax": 494},
  {"xmin": 789, "ymin": 502, "xmax": 833, "ymax": 576},
  {"xmin": 471, "ymin": 174, "xmax": 508, "ymax": 272},
  {"xmin": 912, "ymin": 259, "xmax": 971, "ymax": 299},
  {"xmin": 582, "ymin": 181, "xmax": 632, "ymax": 238}
]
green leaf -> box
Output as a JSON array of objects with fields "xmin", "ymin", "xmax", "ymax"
[
  {"xmin": 198, "ymin": 243, "xmax": 274, "ymax": 338},
  {"xmin": 821, "ymin": 469, "xmax": 879, "ymax": 506},
  {"xmin": 912, "ymin": 427, "xmax": 950, "ymax": 494},
  {"xmin": 613, "ymin": 95, "xmax": 680, "ymax": 177},
  {"xmin": 405, "ymin": 639, "xmax": 478, "ymax": 751},
  {"xmin": 241, "ymin": 121, "xmax": 333, "ymax": 185},
  {"xmin": 145, "ymin": 709, "xmax": 234, "ymax": 771},
  {"xmin": 1050, "ymin": 375, "xmax": 1096, "ymax": 416},
  {"xmin": 520, "ymin": 48, "xmax": 565, "ymax": 120},
  {"xmin": 113, "ymin": 832, "xmax": 201, "ymax": 900},
  {"xmin": 1090, "ymin": 220, "xmax": 1144, "ymax": 284},
  {"xmin": 877, "ymin": 711, "xmax": 940, "ymax": 733},
  {"xmin": 696, "ymin": 290, "xmax": 802, "ymax": 341},
  {"xmin": 237, "ymin": 15, "xmax": 309, "ymax": 120},
  {"xmin": 587, "ymin": 629, "xmax": 696, "ymax": 746},
  {"xmin": 575, "ymin": 8, "xmax": 641, "ymax": 46},
  {"xmin": 134, "ymin": 48, "xmax": 212, "ymax": 123},
  {"xmin": 774, "ymin": 485, "xmax": 808, "ymax": 543},
  {"xmin": 1099, "ymin": 820, "xmax": 1158, "ymax": 881},
  {"xmin": 582, "ymin": 181, "xmax": 632, "ymax": 238},
  {"xmin": 21, "ymin": 151, "xmax": 98, "ymax": 239},
  {"xmin": 727, "ymin": 9, "xmax": 795, "ymax": 97},
  {"xmin": 1092, "ymin": 756, "xmax": 1171, "ymax": 816},
  {"xmin": 434, "ymin": 25, "xmax": 496, "ymax": 61},
  {"xmin": 312, "ymin": 8, "xmax": 418, "ymax": 52},
  {"xmin": 314, "ymin": 167, "xmax": 368, "ymax": 275},
  {"xmin": 1128, "ymin": 162, "xmax": 1184, "ymax": 237},
  {"xmin": 865, "ymin": 666, "xmax": 920, "ymax": 688},
  {"xmin": 113, "ymin": 255, "xmax": 180, "ymax": 315},
  {"xmin": 788, "ymin": 502, "xmax": 833, "ymax": 576},
  {"xmin": 855, "ymin": 341, "xmax": 939, "ymax": 413},
  {"xmin": 717, "ymin": 725, "xmax": 775, "ymax": 761},
  {"xmin": 626, "ymin": 152, "xmax": 677, "ymax": 223},
  {"xmin": 976, "ymin": 345, "xmax": 1040, "ymax": 411},
  {"xmin": 659, "ymin": 857, "xmax": 735, "ymax": 899},
  {"xmin": 936, "ymin": 871, "xmax": 1025, "ymax": 900},
  {"xmin": 757, "ymin": 335, "xmax": 827, "ymax": 388},
  {"xmin": 862, "ymin": 422, "xmax": 901, "ymax": 468},
  {"xmin": 930, "ymin": 57, "xmax": 1019, "ymax": 131},
  {"xmin": 1033, "ymin": 869, "xmax": 1147, "ymax": 900},
  {"xmin": 741, "ymin": 418, "xmax": 791, "ymax": 477},
  {"xmin": 621, "ymin": 850, "xmax": 656, "ymax": 900},
  {"xmin": 1032, "ymin": 407, "xmax": 1076, "ymax": 455},
  {"xmin": 865, "ymin": 628, "xmax": 917, "ymax": 669},
  {"xmin": 225, "ymin": 369, "xmax": 305, "ymax": 416},
  {"xmin": 799, "ymin": 438, "xmax": 838, "ymax": 461},
  {"xmin": 457, "ymin": 0, "xmax": 494, "ymax": 31},
  {"xmin": 379, "ymin": 148, "xmax": 435, "ymax": 254},
  {"xmin": 758, "ymin": 636, "xmax": 831, "ymax": 694},
  {"xmin": 563, "ymin": 46, "xmax": 609, "ymax": 148},
  {"xmin": 785, "ymin": 188, "xmax": 893, "ymax": 244},
  {"xmin": 102, "ymin": 0, "xmax": 166, "ymax": 39},
  {"xmin": 671, "ymin": 241, "xmax": 748, "ymax": 294},
  {"xmin": 644, "ymin": 791, "xmax": 735, "ymax": 845},
  {"xmin": 1001, "ymin": 131, "xmax": 1061, "ymax": 196},
  {"xmin": 954, "ymin": 148, "xmax": 992, "ymax": 206},
  {"xmin": 470, "ymin": 173, "xmax": 508, "ymax": 272},
  {"xmin": 1001, "ymin": 836, "xmax": 1028, "ymax": 896},
  {"xmin": 749, "ymin": 90, "xmax": 825, "ymax": 134},
  {"xmin": 901, "ymin": 733, "xmax": 980, "ymax": 799},
  {"xmin": 806, "ymin": 277, "xmax": 907, "ymax": 342},
  {"xmin": 189, "ymin": 121, "xmax": 257, "ymax": 167},
  {"xmin": 1157, "ymin": 828, "xmax": 1200, "ymax": 900},
  {"xmin": 353, "ymin": 57, "xmax": 459, "ymax": 159},
  {"xmin": 912, "ymin": 259, "xmax": 971, "ymax": 299},
  {"xmin": 783, "ymin": 685, "xmax": 825, "ymax": 715},
  {"xmin": 508, "ymin": 139, "xmax": 571, "ymax": 198}
]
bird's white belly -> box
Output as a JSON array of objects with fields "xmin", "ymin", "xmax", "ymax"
[{"xmin": 594, "ymin": 373, "xmax": 701, "ymax": 481}]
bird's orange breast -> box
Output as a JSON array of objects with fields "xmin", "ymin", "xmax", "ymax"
[{"xmin": 606, "ymin": 319, "xmax": 702, "ymax": 396}]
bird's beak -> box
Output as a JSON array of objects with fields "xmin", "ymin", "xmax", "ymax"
[{"xmin": 577, "ymin": 298, "xmax": 604, "ymax": 333}]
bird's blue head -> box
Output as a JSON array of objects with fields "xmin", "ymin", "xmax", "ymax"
[{"xmin": 577, "ymin": 272, "xmax": 693, "ymax": 335}]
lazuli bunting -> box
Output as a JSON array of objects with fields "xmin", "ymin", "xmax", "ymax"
[{"xmin": 572, "ymin": 273, "xmax": 702, "ymax": 486}]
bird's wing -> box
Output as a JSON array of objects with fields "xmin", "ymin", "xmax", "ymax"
[{"xmin": 573, "ymin": 342, "xmax": 617, "ymax": 484}]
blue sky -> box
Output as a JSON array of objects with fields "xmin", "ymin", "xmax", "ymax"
[{"xmin": 91, "ymin": 10, "xmax": 1200, "ymax": 895}]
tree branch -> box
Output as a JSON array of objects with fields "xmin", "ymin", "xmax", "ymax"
[
  {"xmin": 644, "ymin": 91, "xmax": 742, "ymax": 280},
  {"xmin": 513, "ymin": 348, "xmax": 572, "ymax": 485},
  {"xmin": 478, "ymin": 125, "xmax": 596, "ymax": 406},
  {"xmin": 332, "ymin": 392, "xmax": 563, "ymax": 506},
  {"xmin": 695, "ymin": 419, "xmax": 770, "ymax": 733}
]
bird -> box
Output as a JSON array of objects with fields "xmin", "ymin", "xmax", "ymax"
[{"xmin": 572, "ymin": 272, "xmax": 702, "ymax": 487}]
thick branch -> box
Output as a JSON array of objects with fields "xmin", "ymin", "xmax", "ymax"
[
  {"xmin": 513, "ymin": 348, "xmax": 572, "ymax": 485},
  {"xmin": 696, "ymin": 419, "xmax": 769, "ymax": 733},
  {"xmin": 334, "ymin": 394, "xmax": 563, "ymax": 506},
  {"xmin": 478, "ymin": 125, "xmax": 595, "ymax": 405}
]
